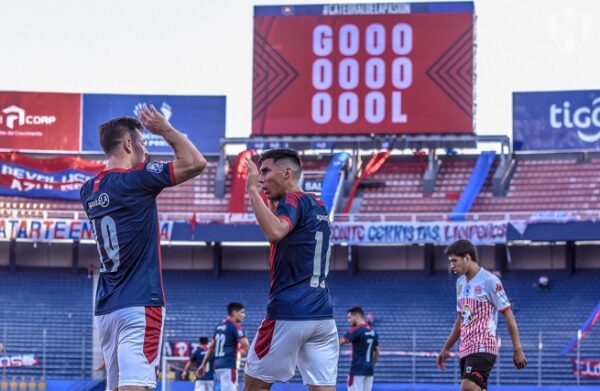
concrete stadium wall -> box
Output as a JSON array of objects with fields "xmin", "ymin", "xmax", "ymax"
[
  {"xmin": 506, "ymin": 244, "xmax": 567, "ymax": 270},
  {"xmin": 575, "ymin": 243, "xmax": 600, "ymax": 269},
  {"xmin": 3, "ymin": 241, "xmax": 600, "ymax": 271},
  {"xmin": 358, "ymin": 245, "xmax": 424, "ymax": 270}
]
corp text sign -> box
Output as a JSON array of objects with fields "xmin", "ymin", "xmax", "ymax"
[{"xmin": 0, "ymin": 92, "xmax": 81, "ymax": 152}]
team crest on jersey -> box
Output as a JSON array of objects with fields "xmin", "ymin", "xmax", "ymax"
[
  {"xmin": 461, "ymin": 305, "xmax": 474, "ymax": 326},
  {"xmin": 474, "ymin": 285, "xmax": 482, "ymax": 295},
  {"xmin": 146, "ymin": 161, "xmax": 163, "ymax": 173}
]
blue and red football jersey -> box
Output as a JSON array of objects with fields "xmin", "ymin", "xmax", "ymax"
[
  {"xmin": 80, "ymin": 161, "xmax": 176, "ymax": 315},
  {"xmin": 189, "ymin": 346, "xmax": 214, "ymax": 381},
  {"xmin": 212, "ymin": 318, "xmax": 245, "ymax": 369},
  {"xmin": 343, "ymin": 323, "xmax": 379, "ymax": 376},
  {"xmin": 267, "ymin": 192, "xmax": 333, "ymax": 320}
]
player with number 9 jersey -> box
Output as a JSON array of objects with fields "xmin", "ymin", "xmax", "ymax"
[
  {"xmin": 243, "ymin": 149, "xmax": 338, "ymax": 391},
  {"xmin": 81, "ymin": 109, "xmax": 206, "ymax": 391}
]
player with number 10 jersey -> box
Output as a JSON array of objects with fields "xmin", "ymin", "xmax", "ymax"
[{"xmin": 80, "ymin": 107, "xmax": 206, "ymax": 391}]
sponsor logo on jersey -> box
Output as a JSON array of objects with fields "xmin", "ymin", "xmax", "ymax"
[
  {"xmin": 316, "ymin": 214, "xmax": 330, "ymax": 223},
  {"xmin": 457, "ymin": 284, "xmax": 463, "ymax": 297},
  {"xmin": 495, "ymin": 283, "xmax": 504, "ymax": 292},
  {"xmin": 146, "ymin": 161, "xmax": 163, "ymax": 173},
  {"xmin": 87, "ymin": 193, "xmax": 110, "ymax": 209}
]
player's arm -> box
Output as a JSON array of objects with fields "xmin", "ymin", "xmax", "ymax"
[
  {"xmin": 244, "ymin": 157, "xmax": 291, "ymax": 243},
  {"xmin": 139, "ymin": 105, "xmax": 207, "ymax": 185},
  {"xmin": 373, "ymin": 345, "xmax": 381, "ymax": 364},
  {"xmin": 339, "ymin": 336, "xmax": 350, "ymax": 346},
  {"xmin": 238, "ymin": 337, "xmax": 250, "ymax": 352},
  {"xmin": 437, "ymin": 312, "xmax": 461, "ymax": 370},
  {"xmin": 181, "ymin": 359, "xmax": 193, "ymax": 379},
  {"xmin": 199, "ymin": 340, "xmax": 215, "ymax": 373},
  {"xmin": 501, "ymin": 307, "xmax": 527, "ymax": 369}
]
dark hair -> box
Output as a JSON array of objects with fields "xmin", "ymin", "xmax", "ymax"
[
  {"xmin": 227, "ymin": 302, "xmax": 244, "ymax": 315},
  {"xmin": 445, "ymin": 239, "xmax": 479, "ymax": 263},
  {"xmin": 348, "ymin": 307, "xmax": 365, "ymax": 317},
  {"xmin": 199, "ymin": 336, "xmax": 209, "ymax": 345},
  {"xmin": 258, "ymin": 148, "xmax": 302, "ymax": 175},
  {"xmin": 98, "ymin": 116, "xmax": 143, "ymax": 155}
]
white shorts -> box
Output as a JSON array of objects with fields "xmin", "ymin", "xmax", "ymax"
[
  {"xmin": 245, "ymin": 318, "xmax": 339, "ymax": 386},
  {"xmin": 194, "ymin": 379, "xmax": 214, "ymax": 391},
  {"xmin": 95, "ymin": 306, "xmax": 165, "ymax": 390},
  {"xmin": 215, "ymin": 368, "xmax": 239, "ymax": 391},
  {"xmin": 348, "ymin": 375, "xmax": 373, "ymax": 391}
]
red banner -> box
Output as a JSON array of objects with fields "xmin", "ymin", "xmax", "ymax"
[
  {"xmin": 0, "ymin": 152, "xmax": 104, "ymax": 200},
  {"xmin": 253, "ymin": 5, "xmax": 473, "ymax": 135},
  {"xmin": 0, "ymin": 92, "xmax": 81, "ymax": 152},
  {"xmin": 573, "ymin": 359, "xmax": 600, "ymax": 379},
  {"xmin": 0, "ymin": 354, "xmax": 40, "ymax": 368}
]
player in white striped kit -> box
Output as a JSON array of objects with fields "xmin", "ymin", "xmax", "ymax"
[{"xmin": 437, "ymin": 240, "xmax": 527, "ymax": 391}]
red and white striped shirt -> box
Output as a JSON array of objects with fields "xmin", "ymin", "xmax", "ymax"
[{"xmin": 456, "ymin": 268, "xmax": 510, "ymax": 358}]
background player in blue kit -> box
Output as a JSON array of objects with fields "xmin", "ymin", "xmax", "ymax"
[
  {"xmin": 182, "ymin": 336, "xmax": 215, "ymax": 391},
  {"xmin": 339, "ymin": 307, "xmax": 380, "ymax": 391},
  {"xmin": 199, "ymin": 302, "xmax": 250, "ymax": 391},
  {"xmin": 242, "ymin": 149, "xmax": 339, "ymax": 391},
  {"xmin": 80, "ymin": 105, "xmax": 207, "ymax": 391}
]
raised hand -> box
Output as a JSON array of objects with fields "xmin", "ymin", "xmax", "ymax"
[
  {"xmin": 139, "ymin": 104, "xmax": 174, "ymax": 136},
  {"xmin": 244, "ymin": 156, "xmax": 260, "ymax": 192}
]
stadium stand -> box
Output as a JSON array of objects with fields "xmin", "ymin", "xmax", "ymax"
[
  {"xmin": 1, "ymin": 267, "xmax": 598, "ymax": 386},
  {"xmin": 472, "ymin": 156, "xmax": 600, "ymax": 212},
  {"xmin": 0, "ymin": 267, "xmax": 93, "ymax": 380},
  {"xmin": 1, "ymin": 153, "xmax": 599, "ymax": 219}
]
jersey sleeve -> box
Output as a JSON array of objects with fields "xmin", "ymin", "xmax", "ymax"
[
  {"xmin": 456, "ymin": 279, "xmax": 462, "ymax": 312},
  {"xmin": 128, "ymin": 161, "xmax": 176, "ymax": 195},
  {"xmin": 487, "ymin": 274, "xmax": 511, "ymax": 312},
  {"xmin": 343, "ymin": 328, "xmax": 358, "ymax": 342},
  {"xmin": 276, "ymin": 193, "xmax": 302, "ymax": 230},
  {"xmin": 191, "ymin": 349, "xmax": 202, "ymax": 363},
  {"xmin": 234, "ymin": 325, "xmax": 246, "ymax": 340}
]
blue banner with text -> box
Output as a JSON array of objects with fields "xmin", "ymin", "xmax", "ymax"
[
  {"xmin": 513, "ymin": 90, "xmax": 600, "ymax": 151},
  {"xmin": 82, "ymin": 94, "xmax": 225, "ymax": 154}
]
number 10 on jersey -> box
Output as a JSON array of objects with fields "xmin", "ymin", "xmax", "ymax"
[{"xmin": 93, "ymin": 216, "xmax": 121, "ymax": 273}]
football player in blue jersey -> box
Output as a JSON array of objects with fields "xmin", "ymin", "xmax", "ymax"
[
  {"xmin": 80, "ymin": 105, "xmax": 206, "ymax": 391},
  {"xmin": 182, "ymin": 336, "xmax": 215, "ymax": 391},
  {"xmin": 242, "ymin": 149, "xmax": 339, "ymax": 391},
  {"xmin": 199, "ymin": 303, "xmax": 250, "ymax": 391},
  {"xmin": 339, "ymin": 307, "xmax": 380, "ymax": 391}
]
